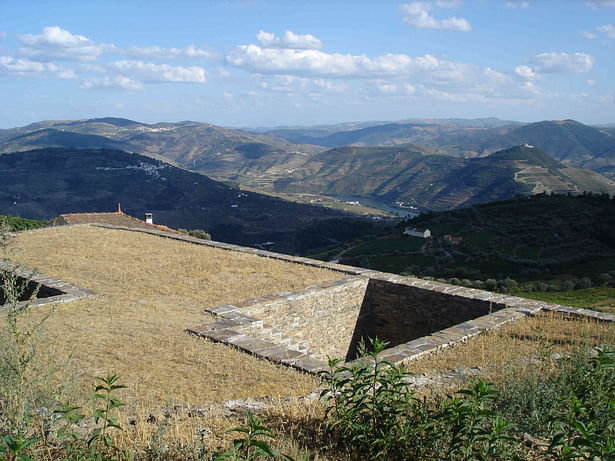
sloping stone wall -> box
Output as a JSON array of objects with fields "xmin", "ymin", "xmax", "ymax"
[
  {"xmin": 242, "ymin": 278, "xmax": 369, "ymax": 361},
  {"xmin": 0, "ymin": 259, "xmax": 96, "ymax": 308},
  {"xmin": 346, "ymin": 278, "xmax": 504, "ymax": 359}
]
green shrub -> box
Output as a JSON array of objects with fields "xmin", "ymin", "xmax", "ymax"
[
  {"xmin": 319, "ymin": 338, "xmax": 520, "ymax": 460},
  {"xmin": 547, "ymin": 347, "xmax": 615, "ymax": 460},
  {"xmin": 213, "ymin": 411, "xmax": 308, "ymax": 461},
  {"xmin": 56, "ymin": 374, "xmax": 132, "ymax": 461}
]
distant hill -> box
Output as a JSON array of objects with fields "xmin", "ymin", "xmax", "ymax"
[
  {"xmin": 267, "ymin": 119, "xmax": 615, "ymax": 180},
  {"xmin": 2, "ymin": 117, "xmax": 614, "ymax": 209},
  {"xmin": 0, "ymin": 128, "xmax": 130, "ymax": 152},
  {"xmin": 0, "ymin": 118, "xmax": 323, "ymax": 180},
  {"xmin": 270, "ymin": 144, "xmax": 615, "ymax": 210},
  {"xmin": 0, "ymin": 147, "xmax": 352, "ymax": 253}
]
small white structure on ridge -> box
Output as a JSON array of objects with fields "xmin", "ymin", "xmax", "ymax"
[{"xmin": 404, "ymin": 227, "xmax": 431, "ymax": 238}]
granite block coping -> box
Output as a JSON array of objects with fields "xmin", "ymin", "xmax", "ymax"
[{"xmin": 0, "ymin": 259, "xmax": 96, "ymax": 309}]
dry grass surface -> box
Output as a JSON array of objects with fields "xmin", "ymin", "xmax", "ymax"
[
  {"xmin": 405, "ymin": 311, "xmax": 615, "ymax": 393},
  {"xmin": 7, "ymin": 226, "xmax": 615, "ymax": 458},
  {"xmin": 10, "ymin": 225, "xmax": 343, "ymax": 410}
]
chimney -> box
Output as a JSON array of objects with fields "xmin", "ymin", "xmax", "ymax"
[{"xmin": 145, "ymin": 213, "xmax": 153, "ymax": 224}]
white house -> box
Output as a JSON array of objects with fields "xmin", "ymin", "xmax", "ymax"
[{"xmin": 404, "ymin": 227, "xmax": 431, "ymax": 238}]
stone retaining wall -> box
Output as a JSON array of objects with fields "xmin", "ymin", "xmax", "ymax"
[
  {"xmin": 347, "ymin": 278, "xmax": 505, "ymax": 359},
  {"xmin": 241, "ymin": 278, "xmax": 369, "ymax": 361}
]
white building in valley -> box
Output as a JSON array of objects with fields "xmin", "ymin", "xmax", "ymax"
[{"xmin": 404, "ymin": 227, "xmax": 431, "ymax": 238}]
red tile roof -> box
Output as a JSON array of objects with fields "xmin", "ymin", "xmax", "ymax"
[{"xmin": 46, "ymin": 205, "xmax": 180, "ymax": 234}]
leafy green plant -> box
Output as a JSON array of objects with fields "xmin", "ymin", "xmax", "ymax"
[
  {"xmin": 547, "ymin": 347, "xmax": 615, "ymax": 460},
  {"xmin": 214, "ymin": 411, "xmax": 308, "ymax": 461},
  {"xmin": 320, "ymin": 337, "xmax": 523, "ymax": 460},
  {"xmin": 319, "ymin": 338, "xmax": 430, "ymax": 460},
  {"xmin": 56, "ymin": 374, "xmax": 131, "ymax": 461},
  {"xmin": 0, "ymin": 435, "xmax": 37, "ymax": 461},
  {"xmin": 0, "ymin": 216, "xmax": 55, "ymax": 451},
  {"xmin": 440, "ymin": 378, "xmax": 518, "ymax": 461}
]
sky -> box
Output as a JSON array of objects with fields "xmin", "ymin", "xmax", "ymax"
[{"xmin": 1, "ymin": 0, "xmax": 615, "ymax": 129}]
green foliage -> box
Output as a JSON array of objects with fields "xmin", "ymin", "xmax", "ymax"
[
  {"xmin": 0, "ymin": 216, "xmax": 54, "ymax": 442},
  {"xmin": 440, "ymin": 379, "xmax": 518, "ymax": 461},
  {"xmin": 319, "ymin": 338, "xmax": 520, "ymax": 460},
  {"xmin": 319, "ymin": 338, "xmax": 424, "ymax": 460},
  {"xmin": 344, "ymin": 236, "xmax": 424, "ymax": 257},
  {"xmin": 547, "ymin": 347, "xmax": 615, "ymax": 460},
  {"xmin": 0, "ymin": 216, "xmax": 47, "ymax": 233},
  {"xmin": 178, "ymin": 229, "xmax": 212, "ymax": 240},
  {"xmin": 56, "ymin": 374, "xmax": 132, "ymax": 461},
  {"xmin": 187, "ymin": 229, "xmax": 211, "ymax": 240},
  {"xmin": 0, "ymin": 435, "xmax": 37, "ymax": 461},
  {"xmin": 214, "ymin": 412, "xmax": 308, "ymax": 461}
]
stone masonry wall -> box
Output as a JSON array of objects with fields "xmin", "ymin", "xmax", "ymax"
[
  {"xmin": 242, "ymin": 278, "xmax": 369, "ymax": 362},
  {"xmin": 347, "ymin": 278, "xmax": 504, "ymax": 359}
]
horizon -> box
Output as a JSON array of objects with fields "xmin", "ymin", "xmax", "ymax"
[
  {"xmin": 5, "ymin": 115, "xmax": 615, "ymax": 132},
  {"xmin": 2, "ymin": 0, "xmax": 615, "ymax": 128}
]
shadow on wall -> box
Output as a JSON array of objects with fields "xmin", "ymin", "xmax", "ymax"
[{"xmin": 345, "ymin": 278, "xmax": 503, "ymax": 361}]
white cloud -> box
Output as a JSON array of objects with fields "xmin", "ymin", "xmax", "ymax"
[
  {"xmin": 505, "ymin": 2, "xmax": 529, "ymax": 8},
  {"xmin": 256, "ymin": 30, "xmax": 323, "ymax": 50},
  {"xmin": 597, "ymin": 24, "xmax": 615, "ymax": 38},
  {"xmin": 400, "ymin": 2, "xmax": 471, "ymax": 32},
  {"xmin": 109, "ymin": 60, "xmax": 207, "ymax": 83},
  {"xmin": 80, "ymin": 75, "xmax": 143, "ymax": 90},
  {"xmin": 227, "ymin": 43, "xmax": 458, "ymax": 78},
  {"xmin": 404, "ymin": 83, "xmax": 416, "ymax": 95},
  {"xmin": 521, "ymin": 81, "xmax": 540, "ymax": 94},
  {"xmin": 258, "ymin": 74, "xmax": 345, "ymax": 93},
  {"xmin": 587, "ymin": 79, "xmax": 597, "ymax": 85},
  {"xmin": 17, "ymin": 26, "xmax": 215, "ymax": 63},
  {"xmin": 514, "ymin": 65, "xmax": 539, "ymax": 79},
  {"xmin": 0, "ymin": 55, "xmax": 76, "ymax": 78},
  {"xmin": 530, "ymin": 52, "xmax": 594, "ymax": 73},
  {"xmin": 0, "ymin": 31, "xmax": 6, "ymax": 39},
  {"xmin": 484, "ymin": 67, "xmax": 510, "ymax": 84},
  {"xmin": 582, "ymin": 31, "xmax": 597, "ymax": 39},
  {"xmin": 18, "ymin": 26, "xmax": 109, "ymax": 61},
  {"xmin": 120, "ymin": 44, "xmax": 214, "ymax": 59}
]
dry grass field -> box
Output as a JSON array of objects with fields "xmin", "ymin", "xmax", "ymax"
[
  {"xmin": 6, "ymin": 225, "xmax": 615, "ymax": 459},
  {"xmin": 405, "ymin": 311, "xmax": 615, "ymax": 386},
  {"xmin": 9, "ymin": 225, "xmax": 342, "ymax": 410}
]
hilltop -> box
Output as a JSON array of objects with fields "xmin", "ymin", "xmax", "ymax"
[
  {"xmin": 2, "ymin": 117, "xmax": 614, "ymax": 215},
  {"xmin": 0, "ymin": 117, "xmax": 323, "ymax": 181}
]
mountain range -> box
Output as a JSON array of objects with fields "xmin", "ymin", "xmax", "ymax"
[
  {"xmin": 270, "ymin": 144, "xmax": 615, "ymax": 210},
  {"xmin": 1, "ymin": 117, "xmax": 614, "ymax": 214},
  {"xmin": 265, "ymin": 119, "xmax": 615, "ymax": 179}
]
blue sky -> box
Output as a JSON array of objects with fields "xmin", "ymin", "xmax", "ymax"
[{"xmin": 1, "ymin": 0, "xmax": 614, "ymax": 128}]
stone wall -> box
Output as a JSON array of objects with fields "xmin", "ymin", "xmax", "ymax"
[
  {"xmin": 346, "ymin": 278, "xmax": 504, "ymax": 359},
  {"xmin": 243, "ymin": 278, "xmax": 369, "ymax": 361}
]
